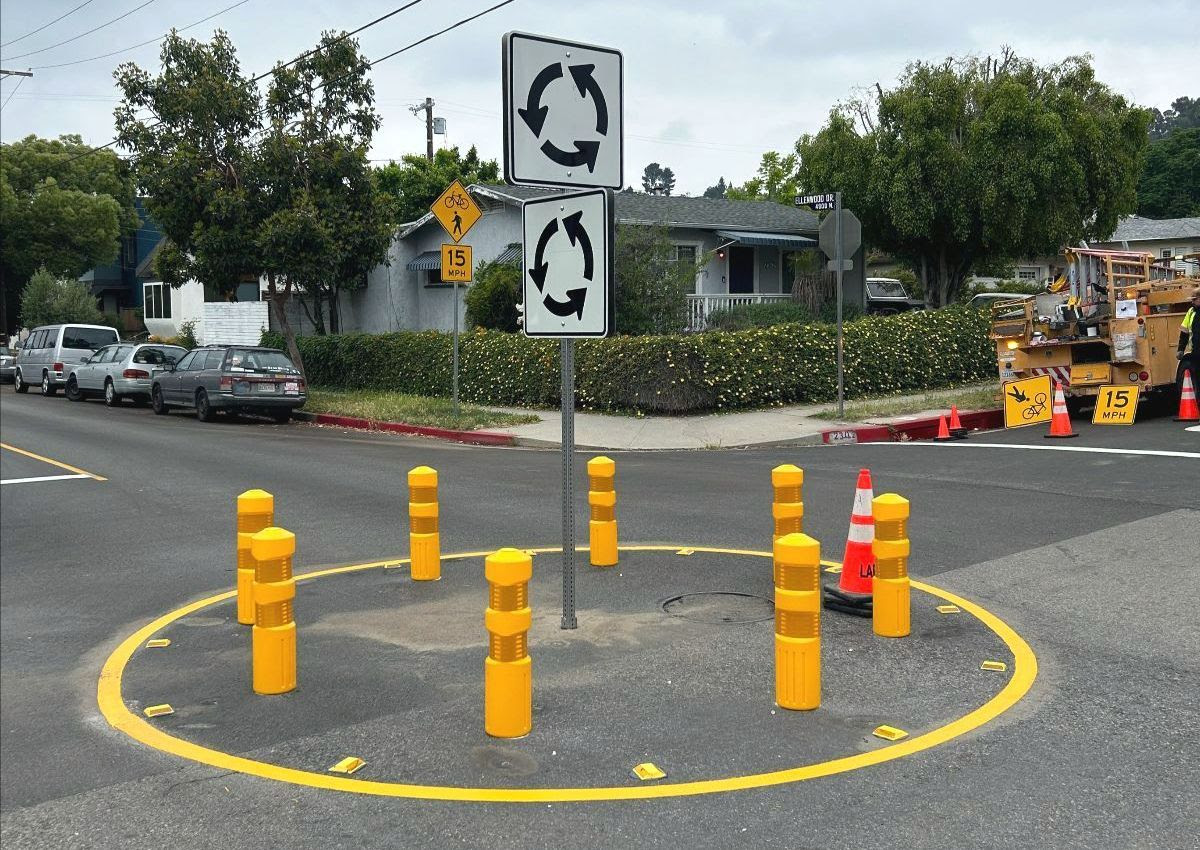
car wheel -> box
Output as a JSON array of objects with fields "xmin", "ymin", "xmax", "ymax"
[
  {"xmin": 195, "ymin": 389, "xmax": 215, "ymax": 422},
  {"xmin": 151, "ymin": 385, "xmax": 170, "ymax": 415},
  {"xmin": 41, "ymin": 372, "xmax": 57, "ymax": 396},
  {"xmin": 14, "ymin": 370, "xmax": 28, "ymax": 393},
  {"xmin": 66, "ymin": 377, "xmax": 83, "ymax": 402},
  {"xmin": 104, "ymin": 379, "xmax": 121, "ymax": 407},
  {"xmin": 270, "ymin": 408, "xmax": 291, "ymax": 424}
]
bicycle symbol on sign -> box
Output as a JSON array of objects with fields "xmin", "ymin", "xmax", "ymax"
[
  {"xmin": 1021, "ymin": 392, "xmax": 1048, "ymax": 421},
  {"xmin": 444, "ymin": 192, "xmax": 470, "ymax": 210}
]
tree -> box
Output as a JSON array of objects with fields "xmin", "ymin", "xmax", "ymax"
[
  {"xmin": 702, "ymin": 177, "xmax": 727, "ymax": 198},
  {"xmin": 463, "ymin": 258, "xmax": 520, "ymax": 331},
  {"xmin": 1149, "ymin": 96, "xmax": 1200, "ymax": 140},
  {"xmin": 795, "ymin": 51, "xmax": 1150, "ymax": 306},
  {"xmin": 614, "ymin": 224, "xmax": 696, "ymax": 334},
  {"xmin": 19, "ymin": 267, "xmax": 104, "ymax": 327},
  {"xmin": 115, "ymin": 29, "xmax": 392, "ymax": 371},
  {"xmin": 375, "ymin": 146, "xmax": 499, "ymax": 226},
  {"xmin": 0, "ymin": 135, "xmax": 136, "ymax": 334},
  {"xmin": 1137, "ymin": 127, "xmax": 1200, "ymax": 218},
  {"xmin": 726, "ymin": 152, "xmax": 798, "ymax": 205},
  {"xmin": 640, "ymin": 162, "xmax": 676, "ymax": 196}
]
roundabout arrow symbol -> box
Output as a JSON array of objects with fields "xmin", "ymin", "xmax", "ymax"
[
  {"xmin": 527, "ymin": 211, "xmax": 594, "ymax": 320},
  {"xmin": 568, "ymin": 64, "xmax": 608, "ymax": 134},
  {"xmin": 517, "ymin": 62, "xmax": 562, "ymax": 137},
  {"xmin": 540, "ymin": 139, "xmax": 600, "ymax": 172},
  {"xmin": 544, "ymin": 288, "xmax": 587, "ymax": 319},
  {"xmin": 529, "ymin": 218, "xmax": 558, "ymax": 292},
  {"xmin": 562, "ymin": 210, "xmax": 594, "ymax": 280}
]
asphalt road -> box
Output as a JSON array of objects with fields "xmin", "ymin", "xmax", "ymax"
[{"xmin": 1, "ymin": 388, "xmax": 1197, "ymax": 849}]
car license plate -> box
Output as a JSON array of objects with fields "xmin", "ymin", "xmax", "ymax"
[
  {"xmin": 284, "ymin": 382, "xmax": 299, "ymax": 395},
  {"xmin": 257, "ymin": 383, "xmax": 277, "ymax": 394}
]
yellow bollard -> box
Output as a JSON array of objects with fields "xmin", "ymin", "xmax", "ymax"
[
  {"xmin": 771, "ymin": 464, "xmax": 804, "ymax": 541},
  {"xmin": 774, "ymin": 532, "xmax": 821, "ymax": 710},
  {"xmin": 484, "ymin": 548, "xmax": 532, "ymax": 738},
  {"xmin": 250, "ymin": 527, "xmax": 297, "ymax": 695},
  {"xmin": 408, "ymin": 466, "xmax": 440, "ymax": 581},
  {"xmin": 236, "ymin": 489, "xmax": 274, "ymax": 625},
  {"xmin": 587, "ymin": 456, "xmax": 618, "ymax": 567},
  {"xmin": 872, "ymin": 493, "xmax": 911, "ymax": 638}
]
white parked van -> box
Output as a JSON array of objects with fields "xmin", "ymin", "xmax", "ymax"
[{"xmin": 13, "ymin": 324, "xmax": 120, "ymax": 396}]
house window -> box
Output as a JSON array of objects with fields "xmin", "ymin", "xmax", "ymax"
[
  {"xmin": 144, "ymin": 283, "xmax": 172, "ymax": 319},
  {"xmin": 674, "ymin": 245, "xmax": 698, "ymax": 265},
  {"xmin": 1016, "ymin": 268, "xmax": 1039, "ymax": 282}
]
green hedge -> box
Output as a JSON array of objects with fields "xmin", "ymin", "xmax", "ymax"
[{"xmin": 264, "ymin": 307, "xmax": 995, "ymax": 414}]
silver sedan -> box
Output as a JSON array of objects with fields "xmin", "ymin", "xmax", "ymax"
[
  {"xmin": 0, "ymin": 344, "xmax": 14, "ymax": 383},
  {"xmin": 66, "ymin": 343, "xmax": 188, "ymax": 406}
]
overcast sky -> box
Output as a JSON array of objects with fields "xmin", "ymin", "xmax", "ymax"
[{"xmin": 2, "ymin": 0, "xmax": 1196, "ymax": 195}]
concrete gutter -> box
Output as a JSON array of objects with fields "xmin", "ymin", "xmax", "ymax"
[{"xmin": 292, "ymin": 411, "xmax": 517, "ymax": 447}]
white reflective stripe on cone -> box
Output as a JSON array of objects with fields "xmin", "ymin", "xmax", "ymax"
[
  {"xmin": 847, "ymin": 522, "xmax": 874, "ymax": 544},
  {"xmin": 851, "ymin": 488, "xmax": 874, "ymax": 516}
]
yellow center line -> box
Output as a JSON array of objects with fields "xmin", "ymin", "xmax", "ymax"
[
  {"xmin": 0, "ymin": 442, "xmax": 107, "ymax": 481},
  {"xmin": 98, "ymin": 545, "xmax": 1037, "ymax": 803}
]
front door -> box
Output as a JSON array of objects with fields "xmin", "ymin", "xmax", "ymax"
[{"xmin": 729, "ymin": 246, "xmax": 755, "ymax": 293}]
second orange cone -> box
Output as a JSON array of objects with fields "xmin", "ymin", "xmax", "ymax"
[
  {"xmin": 1045, "ymin": 382, "xmax": 1078, "ymax": 439},
  {"xmin": 838, "ymin": 469, "xmax": 876, "ymax": 596}
]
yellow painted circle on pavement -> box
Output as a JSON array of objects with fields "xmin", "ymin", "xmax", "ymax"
[{"xmin": 98, "ymin": 545, "xmax": 1037, "ymax": 802}]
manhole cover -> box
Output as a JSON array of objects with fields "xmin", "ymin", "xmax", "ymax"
[{"xmin": 661, "ymin": 592, "xmax": 773, "ymax": 624}]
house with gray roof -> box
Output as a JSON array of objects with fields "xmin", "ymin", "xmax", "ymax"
[{"xmin": 339, "ymin": 184, "xmax": 849, "ymax": 334}]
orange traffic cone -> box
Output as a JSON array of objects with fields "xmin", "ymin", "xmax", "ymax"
[
  {"xmin": 1045, "ymin": 382, "xmax": 1078, "ymax": 439},
  {"xmin": 838, "ymin": 469, "xmax": 875, "ymax": 596},
  {"xmin": 948, "ymin": 404, "xmax": 968, "ymax": 438},
  {"xmin": 1176, "ymin": 369, "xmax": 1200, "ymax": 422},
  {"xmin": 934, "ymin": 415, "xmax": 953, "ymax": 442}
]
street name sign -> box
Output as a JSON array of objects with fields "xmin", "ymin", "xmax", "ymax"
[
  {"xmin": 440, "ymin": 243, "xmax": 473, "ymax": 283},
  {"xmin": 431, "ymin": 179, "xmax": 482, "ymax": 242},
  {"xmin": 1091, "ymin": 384, "xmax": 1139, "ymax": 425},
  {"xmin": 797, "ymin": 192, "xmax": 836, "ymax": 211},
  {"xmin": 1002, "ymin": 374, "xmax": 1053, "ymax": 428},
  {"xmin": 503, "ymin": 32, "xmax": 623, "ymax": 189},
  {"xmin": 521, "ymin": 188, "xmax": 614, "ymax": 338}
]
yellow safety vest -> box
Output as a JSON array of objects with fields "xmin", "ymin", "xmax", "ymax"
[{"xmin": 1184, "ymin": 307, "xmax": 1196, "ymax": 353}]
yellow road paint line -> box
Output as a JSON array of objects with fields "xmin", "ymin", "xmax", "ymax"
[
  {"xmin": 97, "ymin": 545, "xmax": 1037, "ymax": 804},
  {"xmin": 0, "ymin": 442, "xmax": 107, "ymax": 481}
]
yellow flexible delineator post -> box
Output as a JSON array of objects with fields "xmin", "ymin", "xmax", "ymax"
[
  {"xmin": 236, "ymin": 489, "xmax": 274, "ymax": 625},
  {"xmin": 771, "ymin": 464, "xmax": 804, "ymax": 541},
  {"xmin": 774, "ymin": 532, "xmax": 821, "ymax": 710},
  {"xmin": 251, "ymin": 527, "xmax": 297, "ymax": 695},
  {"xmin": 408, "ymin": 466, "xmax": 440, "ymax": 581},
  {"xmin": 485, "ymin": 548, "xmax": 533, "ymax": 738},
  {"xmin": 872, "ymin": 494, "xmax": 911, "ymax": 638},
  {"xmin": 587, "ymin": 456, "xmax": 618, "ymax": 567}
]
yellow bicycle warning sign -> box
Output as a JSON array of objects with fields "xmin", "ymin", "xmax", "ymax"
[
  {"xmin": 431, "ymin": 179, "xmax": 482, "ymax": 243},
  {"xmin": 1002, "ymin": 374, "xmax": 1053, "ymax": 428}
]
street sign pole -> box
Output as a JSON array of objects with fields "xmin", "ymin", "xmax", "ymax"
[
  {"xmin": 560, "ymin": 338, "xmax": 577, "ymax": 629},
  {"xmin": 452, "ymin": 282, "xmax": 460, "ymax": 415},
  {"xmin": 835, "ymin": 191, "xmax": 844, "ymax": 418}
]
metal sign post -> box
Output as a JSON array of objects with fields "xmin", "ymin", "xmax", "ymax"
[
  {"xmin": 560, "ymin": 338, "xmax": 577, "ymax": 629},
  {"xmin": 835, "ymin": 191, "xmax": 844, "ymax": 418},
  {"xmin": 452, "ymin": 282, "xmax": 459, "ymax": 415},
  {"xmin": 814, "ymin": 199, "xmax": 861, "ymax": 420}
]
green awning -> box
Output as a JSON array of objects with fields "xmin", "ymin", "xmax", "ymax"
[
  {"xmin": 715, "ymin": 230, "xmax": 816, "ymax": 249},
  {"xmin": 406, "ymin": 250, "xmax": 441, "ymax": 271}
]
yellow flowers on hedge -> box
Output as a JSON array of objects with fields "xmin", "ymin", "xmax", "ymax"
[{"xmin": 263, "ymin": 307, "xmax": 995, "ymax": 414}]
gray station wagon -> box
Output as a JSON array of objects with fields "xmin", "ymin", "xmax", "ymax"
[{"xmin": 150, "ymin": 345, "xmax": 306, "ymax": 422}]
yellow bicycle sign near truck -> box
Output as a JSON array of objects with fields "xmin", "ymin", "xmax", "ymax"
[{"xmin": 990, "ymin": 248, "xmax": 1198, "ymax": 418}]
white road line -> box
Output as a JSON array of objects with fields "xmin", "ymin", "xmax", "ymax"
[
  {"xmin": 1, "ymin": 473, "xmax": 92, "ymax": 486},
  {"xmin": 859, "ymin": 442, "xmax": 1200, "ymax": 459},
  {"xmin": 1186, "ymin": 425, "xmax": 1200, "ymax": 433}
]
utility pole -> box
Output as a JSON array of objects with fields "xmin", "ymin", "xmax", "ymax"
[
  {"xmin": 0, "ymin": 70, "xmax": 34, "ymax": 78},
  {"xmin": 407, "ymin": 97, "xmax": 436, "ymax": 162}
]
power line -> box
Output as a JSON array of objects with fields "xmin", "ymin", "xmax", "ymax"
[
  {"xmin": 1, "ymin": 0, "xmax": 97, "ymax": 49},
  {"xmin": 1, "ymin": 76, "xmax": 27, "ymax": 110},
  {"xmin": 31, "ymin": 0, "xmax": 254, "ymax": 70},
  {"xmin": 364, "ymin": 0, "xmax": 515, "ymax": 70},
  {"xmin": 3, "ymin": 0, "xmax": 160, "ymax": 62}
]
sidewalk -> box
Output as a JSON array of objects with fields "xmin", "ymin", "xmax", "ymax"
[{"xmin": 486, "ymin": 384, "xmax": 1000, "ymax": 450}]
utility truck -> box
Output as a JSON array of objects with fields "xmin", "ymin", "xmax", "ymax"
[{"xmin": 990, "ymin": 248, "xmax": 1197, "ymax": 415}]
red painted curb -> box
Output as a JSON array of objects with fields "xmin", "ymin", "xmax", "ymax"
[
  {"xmin": 294, "ymin": 411, "xmax": 516, "ymax": 447},
  {"xmin": 821, "ymin": 408, "xmax": 1004, "ymax": 445}
]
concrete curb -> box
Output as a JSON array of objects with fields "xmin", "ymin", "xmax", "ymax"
[
  {"xmin": 507, "ymin": 432, "xmax": 827, "ymax": 451},
  {"xmin": 293, "ymin": 411, "xmax": 517, "ymax": 447},
  {"xmin": 820, "ymin": 408, "xmax": 1005, "ymax": 445}
]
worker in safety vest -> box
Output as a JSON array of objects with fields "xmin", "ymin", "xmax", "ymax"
[{"xmin": 1178, "ymin": 287, "xmax": 1200, "ymax": 390}]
